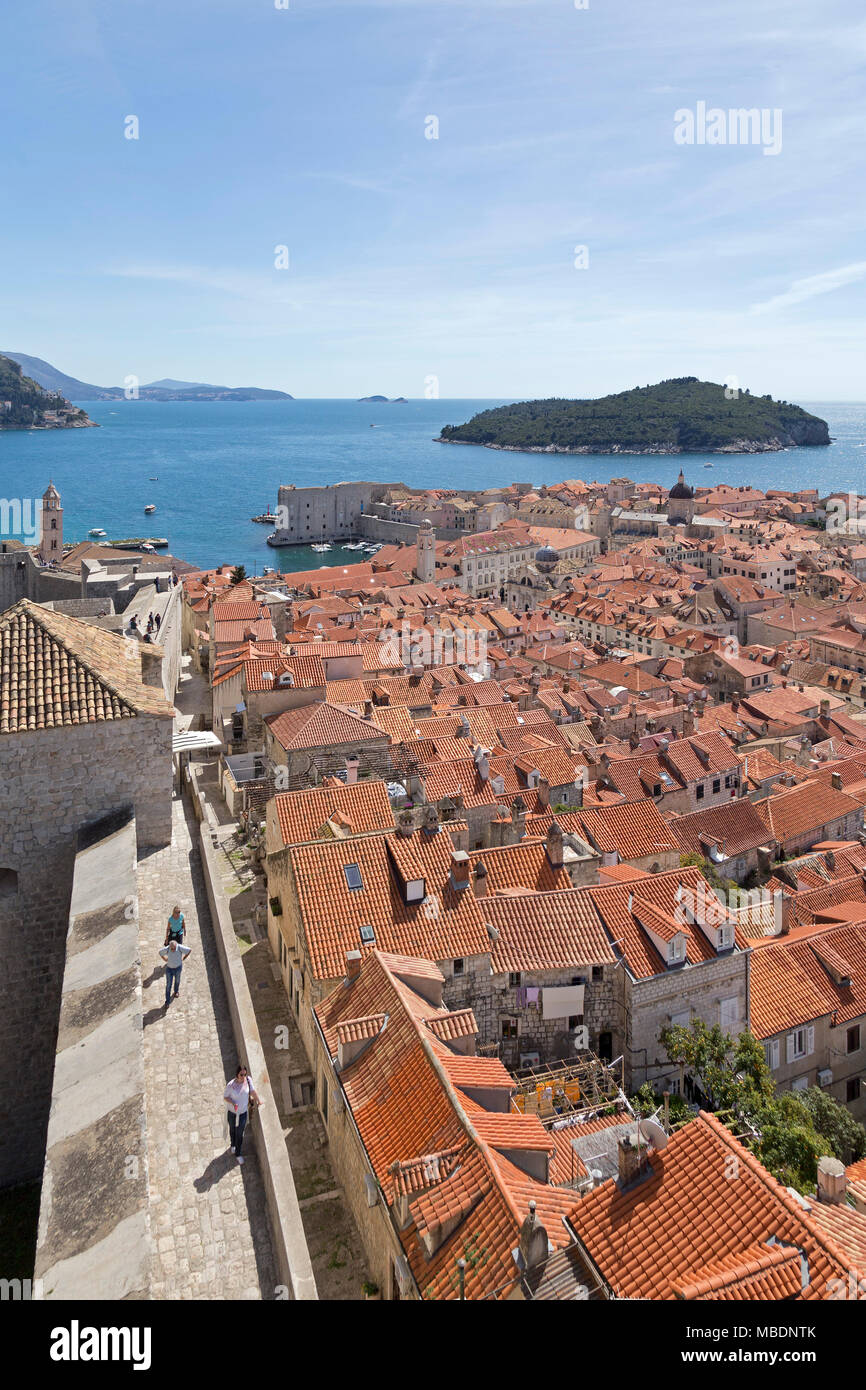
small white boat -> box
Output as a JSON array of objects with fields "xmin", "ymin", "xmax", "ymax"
[
  {"xmin": 88, "ymin": 527, "xmax": 106, "ymax": 537},
  {"xmin": 144, "ymin": 504, "xmax": 156, "ymax": 514},
  {"xmin": 704, "ymin": 463, "xmax": 713, "ymax": 468},
  {"xmin": 149, "ymin": 476, "xmax": 159, "ymax": 481},
  {"xmin": 262, "ymin": 565, "xmax": 275, "ymax": 575},
  {"xmin": 311, "ymin": 542, "xmax": 331, "ymax": 552}
]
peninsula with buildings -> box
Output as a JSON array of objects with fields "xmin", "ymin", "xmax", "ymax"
[
  {"xmin": 5, "ymin": 467, "xmax": 866, "ymax": 1306},
  {"xmin": 0, "ymin": 352, "xmax": 96, "ymax": 430},
  {"xmin": 438, "ymin": 378, "xmax": 831, "ymax": 454}
]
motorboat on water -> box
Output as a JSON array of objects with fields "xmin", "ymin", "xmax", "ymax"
[
  {"xmin": 88, "ymin": 527, "xmax": 107, "ymax": 537},
  {"xmin": 144, "ymin": 503, "xmax": 156, "ymax": 514},
  {"xmin": 343, "ymin": 541, "xmax": 365, "ymax": 550},
  {"xmin": 311, "ymin": 542, "xmax": 331, "ymax": 552},
  {"xmin": 362, "ymin": 543, "xmax": 382, "ymax": 553},
  {"xmin": 149, "ymin": 476, "xmax": 159, "ymax": 481}
]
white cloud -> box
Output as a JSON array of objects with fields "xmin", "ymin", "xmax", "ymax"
[{"xmin": 749, "ymin": 261, "xmax": 866, "ymax": 315}]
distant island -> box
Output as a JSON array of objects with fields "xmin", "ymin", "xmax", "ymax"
[
  {"xmin": 357, "ymin": 395, "xmax": 408, "ymax": 403},
  {"xmin": 437, "ymin": 378, "xmax": 831, "ymax": 455},
  {"xmin": 2, "ymin": 353, "xmax": 293, "ymax": 402},
  {"xmin": 0, "ymin": 354, "xmax": 96, "ymax": 431}
]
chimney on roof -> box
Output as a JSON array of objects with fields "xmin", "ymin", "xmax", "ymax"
[
  {"xmin": 545, "ymin": 821, "xmax": 564, "ymax": 870},
  {"xmin": 820, "ymin": 698, "xmax": 830, "ymax": 718},
  {"xmin": 345, "ymin": 950, "xmax": 362, "ymax": 983},
  {"xmin": 537, "ymin": 776, "xmax": 551, "ymax": 810},
  {"xmin": 831, "ymin": 771, "xmax": 843, "ymax": 791},
  {"xmin": 345, "ymin": 754, "xmax": 360, "ymax": 785},
  {"xmin": 774, "ymin": 889, "xmax": 793, "ymax": 936},
  {"xmin": 517, "ymin": 1200, "xmax": 549, "ymax": 1273},
  {"xmin": 617, "ymin": 1130, "xmax": 649, "ymax": 1189},
  {"xmin": 816, "ymin": 1155, "xmax": 847, "ymax": 1205},
  {"xmin": 450, "ymin": 849, "xmax": 471, "ymax": 890},
  {"xmin": 473, "ymin": 861, "xmax": 488, "ymax": 899}
]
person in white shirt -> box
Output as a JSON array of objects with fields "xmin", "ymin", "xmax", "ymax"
[
  {"xmin": 158, "ymin": 939, "xmax": 192, "ymax": 1005},
  {"xmin": 223, "ymin": 1064, "xmax": 262, "ymax": 1163}
]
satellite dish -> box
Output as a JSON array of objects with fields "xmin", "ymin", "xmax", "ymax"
[{"xmin": 638, "ymin": 1117, "xmax": 668, "ymax": 1150}]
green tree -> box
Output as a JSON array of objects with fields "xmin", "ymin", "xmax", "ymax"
[
  {"xmin": 230, "ymin": 565, "xmax": 247, "ymax": 585},
  {"xmin": 652, "ymin": 1019, "xmax": 863, "ymax": 1193},
  {"xmin": 678, "ymin": 852, "xmax": 738, "ymax": 899},
  {"xmin": 795, "ymin": 1086, "xmax": 866, "ymax": 1165}
]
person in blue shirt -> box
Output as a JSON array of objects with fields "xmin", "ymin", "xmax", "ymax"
[{"xmin": 165, "ymin": 906, "xmax": 185, "ymax": 946}]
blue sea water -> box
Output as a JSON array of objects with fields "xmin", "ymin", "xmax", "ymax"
[{"xmin": 1, "ymin": 397, "xmax": 865, "ymax": 573}]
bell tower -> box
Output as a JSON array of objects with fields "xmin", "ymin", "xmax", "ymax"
[
  {"xmin": 38, "ymin": 480, "xmax": 63, "ymax": 562},
  {"xmin": 416, "ymin": 518, "xmax": 435, "ymax": 583}
]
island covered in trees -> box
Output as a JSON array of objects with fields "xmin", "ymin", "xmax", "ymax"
[{"xmin": 437, "ymin": 378, "xmax": 831, "ymax": 455}]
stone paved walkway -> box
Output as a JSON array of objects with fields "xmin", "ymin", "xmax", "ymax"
[{"xmin": 138, "ymin": 792, "xmax": 278, "ymax": 1299}]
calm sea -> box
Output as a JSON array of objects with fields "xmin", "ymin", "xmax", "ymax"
[{"xmin": 1, "ymin": 397, "xmax": 864, "ymax": 573}]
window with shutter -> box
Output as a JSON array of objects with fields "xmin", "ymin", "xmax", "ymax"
[
  {"xmin": 786, "ymin": 1032, "xmax": 795, "ymax": 1063},
  {"xmin": 720, "ymin": 997, "xmax": 739, "ymax": 1032}
]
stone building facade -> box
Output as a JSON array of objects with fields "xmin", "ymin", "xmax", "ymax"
[{"xmin": 0, "ymin": 600, "xmax": 174, "ymax": 1186}]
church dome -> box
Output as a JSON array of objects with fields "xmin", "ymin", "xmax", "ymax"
[
  {"xmin": 669, "ymin": 470, "xmax": 694, "ymax": 500},
  {"xmin": 534, "ymin": 545, "xmax": 559, "ymax": 565}
]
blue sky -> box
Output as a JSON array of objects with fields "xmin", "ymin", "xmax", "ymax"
[{"xmin": 2, "ymin": 0, "xmax": 865, "ymax": 399}]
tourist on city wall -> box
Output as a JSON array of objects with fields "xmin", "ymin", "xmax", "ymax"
[
  {"xmin": 223, "ymin": 1064, "xmax": 262, "ymax": 1164},
  {"xmin": 158, "ymin": 937, "xmax": 192, "ymax": 1005},
  {"xmin": 165, "ymin": 905, "xmax": 185, "ymax": 945}
]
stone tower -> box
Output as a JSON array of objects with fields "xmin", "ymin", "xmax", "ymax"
[
  {"xmin": 416, "ymin": 518, "xmax": 435, "ymax": 583},
  {"xmin": 39, "ymin": 480, "xmax": 63, "ymax": 562},
  {"xmin": 667, "ymin": 470, "xmax": 695, "ymax": 524}
]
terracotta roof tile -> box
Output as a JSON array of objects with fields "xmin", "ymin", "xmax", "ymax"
[
  {"xmin": 265, "ymin": 700, "xmax": 387, "ymax": 751},
  {"xmin": 0, "ymin": 598, "xmax": 174, "ymax": 733},
  {"xmin": 567, "ymin": 1110, "xmax": 854, "ymax": 1300},
  {"xmin": 271, "ymin": 780, "xmax": 394, "ymax": 846},
  {"xmin": 426, "ymin": 1009, "xmax": 478, "ymax": 1043}
]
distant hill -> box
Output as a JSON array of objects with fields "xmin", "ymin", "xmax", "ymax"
[
  {"xmin": 2, "ymin": 353, "xmax": 293, "ymax": 402},
  {"xmin": 438, "ymin": 379, "xmax": 831, "ymax": 455},
  {"xmin": 0, "ymin": 354, "xmax": 96, "ymax": 431},
  {"xmin": 2, "ymin": 352, "xmax": 111, "ymax": 400},
  {"xmin": 358, "ymin": 395, "xmax": 409, "ymax": 403}
]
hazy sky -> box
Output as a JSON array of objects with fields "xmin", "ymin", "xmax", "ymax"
[{"xmin": 2, "ymin": 0, "xmax": 865, "ymax": 398}]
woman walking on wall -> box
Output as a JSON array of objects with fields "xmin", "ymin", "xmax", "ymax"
[{"xmin": 223, "ymin": 1064, "xmax": 261, "ymax": 1164}]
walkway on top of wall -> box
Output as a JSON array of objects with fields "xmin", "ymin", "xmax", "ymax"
[{"xmin": 137, "ymin": 792, "xmax": 278, "ymax": 1299}]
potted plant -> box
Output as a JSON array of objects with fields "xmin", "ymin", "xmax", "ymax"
[{"xmin": 362, "ymin": 1281, "xmax": 380, "ymax": 1301}]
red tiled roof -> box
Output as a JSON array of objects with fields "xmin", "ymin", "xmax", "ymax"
[
  {"xmin": 265, "ymin": 701, "xmax": 387, "ymax": 751},
  {"xmin": 567, "ymin": 1110, "xmax": 857, "ymax": 1300},
  {"xmin": 313, "ymin": 950, "xmax": 574, "ymax": 1300},
  {"xmin": 271, "ymin": 780, "xmax": 395, "ymax": 846},
  {"xmin": 481, "ymin": 888, "xmax": 618, "ymax": 974},
  {"xmin": 754, "ymin": 781, "xmax": 863, "ymax": 844},
  {"xmin": 290, "ymin": 831, "xmax": 490, "ymax": 981}
]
